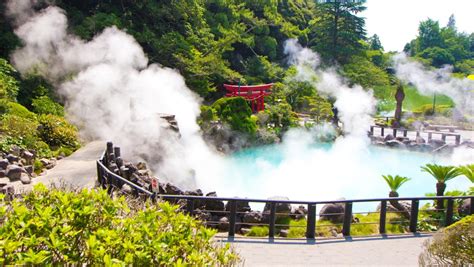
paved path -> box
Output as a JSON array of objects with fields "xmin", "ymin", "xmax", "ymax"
[
  {"xmin": 220, "ymin": 234, "xmax": 431, "ymax": 266},
  {"xmin": 13, "ymin": 141, "xmax": 104, "ymax": 193}
]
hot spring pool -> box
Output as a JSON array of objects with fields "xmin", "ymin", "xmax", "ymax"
[{"xmin": 196, "ymin": 137, "xmax": 471, "ymax": 212}]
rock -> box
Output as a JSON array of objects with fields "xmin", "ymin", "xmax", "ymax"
[
  {"xmin": 396, "ymin": 137, "xmax": 409, "ymax": 143},
  {"xmin": 137, "ymin": 162, "xmax": 147, "ymax": 170},
  {"xmin": 263, "ymin": 196, "xmax": 292, "ymax": 216},
  {"xmin": 416, "ymin": 136, "xmax": 426, "ymax": 144},
  {"xmin": 121, "ymin": 184, "xmax": 133, "ymax": 194},
  {"xmin": 46, "ymin": 158, "xmax": 57, "ymax": 169},
  {"xmin": 20, "ymin": 173, "xmax": 31, "ymax": 184},
  {"xmin": 56, "ymin": 155, "xmax": 64, "ymax": 160},
  {"xmin": 419, "ymin": 143, "xmax": 434, "ymax": 152},
  {"xmin": 194, "ymin": 209, "xmax": 212, "ymax": 222},
  {"xmin": 0, "ymin": 185, "xmax": 14, "ymax": 198},
  {"xmin": 6, "ymin": 165, "xmax": 24, "ymax": 181},
  {"xmin": 24, "ymin": 165, "xmax": 33, "ymax": 175},
  {"xmin": 385, "ymin": 140, "xmax": 405, "ymax": 148},
  {"xmin": 137, "ymin": 169, "xmax": 150, "ymax": 177},
  {"xmin": 319, "ymin": 202, "xmax": 345, "ymax": 223},
  {"xmin": 184, "ymin": 189, "xmax": 203, "ymax": 196},
  {"xmin": 0, "ymin": 177, "xmax": 10, "ymax": 185},
  {"xmin": 40, "ymin": 158, "xmax": 50, "ymax": 167},
  {"xmin": 0, "ymin": 170, "xmax": 5, "ymax": 178},
  {"xmin": 22, "ymin": 150, "xmax": 34, "ymax": 161},
  {"xmin": 164, "ymin": 183, "xmax": 184, "ymax": 195},
  {"xmin": 291, "ymin": 205, "xmax": 307, "ymax": 220},
  {"xmin": 218, "ymin": 217, "xmax": 229, "ymax": 232},
  {"xmin": 203, "ymin": 192, "xmax": 225, "ymax": 214},
  {"xmin": 225, "ymin": 199, "xmax": 251, "ymax": 214},
  {"xmin": 243, "ymin": 211, "xmax": 263, "ymax": 225},
  {"xmin": 279, "ymin": 229, "xmax": 289, "ymax": 237},
  {"xmin": 6, "ymin": 154, "xmax": 19, "ymax": 163},
  {"xmin": 458, "ymin": 199, "xmax": 471, "ymax": 216},
  {"xmin": 0, "ymin": 159, "xmax": 9, "ymax": 170},
  {"xmin": 384, "ymin": 134, "xmax": 395, "ymax": 142},
  {"xmin": 241, "ymin": 228, "xmax": 251, "ymax": 235}
]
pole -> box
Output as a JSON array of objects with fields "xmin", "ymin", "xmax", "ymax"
[{"xmin": 432, "ymin": 93, "xmax": 436, "ymax": 115}]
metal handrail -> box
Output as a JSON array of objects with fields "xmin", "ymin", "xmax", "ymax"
[{"xmin": 96, "ymin": 144, "xmax": 474, "ymax": 240}]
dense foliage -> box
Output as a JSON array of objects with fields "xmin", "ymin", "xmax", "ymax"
[
  {"xmin": 0, "ymin": 185, "xmax": 239, "ymax": 265},
  {"xmin": 419, "ymin": 215, "xmax": 473, "ymax": 266},
  {"xmin": 0, "ymin": 59, "xmax": 79, "ymax": 157}
]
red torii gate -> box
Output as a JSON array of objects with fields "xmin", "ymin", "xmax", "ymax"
[{"xmin": 223, "ymin": 83, "xmax": 273, "ymax": 113}]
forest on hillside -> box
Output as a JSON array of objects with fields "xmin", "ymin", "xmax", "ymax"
[{"xmin": 0, "ymin": 0, "xmax": 473, "ymax": 152}]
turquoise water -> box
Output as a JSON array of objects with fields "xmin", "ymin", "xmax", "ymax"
[{"xmin": 213, "ymin": 141, "xmax": 471, "ymax": 211}]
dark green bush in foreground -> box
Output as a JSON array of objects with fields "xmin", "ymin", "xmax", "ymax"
[
  {"xmin": 419, "ymin": 215, "xmax": 473, "ymax": 266},
  {"xmin": 0, "ymin": 185, "xmax": 239, "ymax": 265}
]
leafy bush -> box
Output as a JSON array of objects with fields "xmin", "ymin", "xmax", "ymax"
[
  {"xmin": 414, "ymin": 104, "xmax": 453, "ymax": 117},
  {"xmin": 419, "ymin": 215, "xmax": 473, "ymax": 266},
  {"xmin": 0, "ymin": 185, "xmax": 239, "ymax": 265},
  {"xmin": 0, "ymin": 58, "xmax": 19, "ymax": 100},
  {"xmin": 212, "ymin": 97, "xmax": 257, "ymax": 135},
  {"xmin": 0, "ymin": 114, "xmax": 38, "ymax": 139},
  {"xmin": 32, "ymin": 96, "xmax": 65, "ymax": 116},
  {"xmin": 37, "ymin": 114, "xmax": 80, "ymax": 149}
]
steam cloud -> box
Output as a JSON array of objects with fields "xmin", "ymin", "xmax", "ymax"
[
  {"xmin": 392, "ymin": 53, "xmax": 474, "ymax": 118},
  {"xmin": 7, "ymin": 1, "xmax": 224, "ymax": 190},
  {"xmin": 284, "ymin": 39, "xmax": 376, "ymax": 137}
]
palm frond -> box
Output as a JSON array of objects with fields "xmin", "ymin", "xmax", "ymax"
[
  {"xmin": 421, "ymin": 164, "xmax": 462, "ymax": 183},
  {"xmin": 382, "ymin": 175, "xmax": 410, "ymax": 192},
  {"xmin": 458, "ymin": 164, "xmax": 474, "ymax": 183}
]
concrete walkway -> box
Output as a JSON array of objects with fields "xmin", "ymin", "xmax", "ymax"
[
  {"xmin": 13, "ymin": 141, "xmax": 104, "ymax": 193},
  {"xmin": 221, "ymin": 234, "xmax": 431, "ymax": 266}
]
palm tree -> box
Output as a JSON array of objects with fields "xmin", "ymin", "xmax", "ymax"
[
  {"xmin": 421, "ymin": 164, "xmax": 462, "ymax": 210},
  {"xmin": 382, "ymin": 175, "xmax": 411, "ymax": 217},
  {"xmin": 457, "ymin": 164, "xmax": 474, "ymax": 183}
]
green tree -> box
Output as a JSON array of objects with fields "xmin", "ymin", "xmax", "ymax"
[
  {"xmin": 368, "ymin": 34, "xmax": 383, "ymax": 51},
  {"xmin": 421, "ymin": 164, "xmax": 462, "ymax": 210},
  {"xmin": 310, "ymin": 0, "xmax": 367, "ymax": 63}
]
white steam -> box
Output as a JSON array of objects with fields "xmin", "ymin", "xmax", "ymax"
[
  {"xmin": 8, "ymin": 2, "xmax": 223, "ymax": 190},
  {"xmin": 284, "ymin": 39, "xmax": 376, "ymax": 137},
  {"xmin": 392, "ymin": 53, "xmax": 474, "ymax": 117}
]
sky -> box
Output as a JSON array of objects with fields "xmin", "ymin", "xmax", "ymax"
[{"xmin": 363, "ymin": 0, "xmax": 474, "ymax": 52}]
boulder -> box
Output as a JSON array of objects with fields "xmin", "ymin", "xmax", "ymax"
[
  {"xmin": 136, "ymin": 162, "xmax": 147, "ymax": 170},
  {"xmin": 218, "ymin": 217, "xmax": 229, "ymax": 232},
  {"xmin": 0, "ymin": 159, "xmax": 9, "ymax": 170},
  {"xmin": 291, "ymin": 205, "xmax": 308, "ymax": 220},
  {"xmin": 0, "ymin": 170, "xmax": 5, "ymax": 178},
  {"xmin": 193, "ymin": 209, "xmax": 212, "ymax": 222},
  {"xmin": 6, "ymin": 154, "xmax": 19, "ymax": 163},
  {"xmin": 121, "ymin": 184, "xmax": 133, "ymax": 194},
  {"xmin": 225, "ymin": 199, "xmax": 251, "ymax": 214},
  {"xmin": 203, "ymin": 192, "xmax": 225, "ymax": 214},
  {"xmin": 22, "ymin": 150, "xmax": 34, "ymax": 162},
  {"xmin": 416, "ymin": 136, "xmax": 426, "ymax": 144},
  {"xmin": 385, "ymin": 140, "xmax": 405, "ymax": 148},
  {"xmin": 319, "ymin": 202, "xmax": 345, "ymax": 223},
  {"xmin": 164, "ymin": 183, "xmax": 184, "ymax": 195},
  {"xmin": 384, "ymin": 134, "xmax": 395, "ymax": 142},
  {"xmin": 243, "ymin": 211, "xmax": 263, "ymax": 225},
  {"xmin": 9, "ymin": 146, "xmax": 21, "ymax": 156},
  {"xmin": 6, "ymin": 165, "xmax": 24, "ymax": 181},
  {"xmin": 20, "ymin": 173, "xmax": 31, "ymax": 184},
  {"xmin": 396, "ymin": 137, "xmax": 409, "ymax": 143},
  {"xmin": 458, "ymin": 199, "xmax": 471, "ymax": 216},
  {"xmin": 279, "ymin": 229, "xmax": 289, "ymax": 237},
  {"xmin": 263, "ymin": 196, "xmax": 292, "ymax": 216},
  {"xmin": 24, "ymin": 165, "xmax": 33, "ymax": 175}
]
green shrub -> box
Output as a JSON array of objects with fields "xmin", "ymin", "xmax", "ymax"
[
  {"xmin": 212, "ymin": 97, "xmax": 257, "ymax": 135},
  {"xmin": 0, "ymin": 114, "xmax": 38, "ymax": 139},
  {"xmin": 0, "ymin": 185, "xmax": 239, "ymax": 265},
  {"xmin": 0, "ymin": 58, "xmax": 20, "ymax": 100},
  {"xmin": 37, "ymin": 114, "xmax": 80, "ymax": 149},
  {"xmin": 6, "ymin": 101, "xmax": 36, "ymax": 119},
  {"xmin": 246, "ymin": 226, "xmax": 269, "ymax": 237},
  {"xmin": 32, "ymin": 96, "xmax": 65, "ymax": 116},
  {"xmin": 414, "ymin": 104, "xmax": 453, "ymax": 117},
  {"xmin": 419, "ymin": 215, "xmax": 473, "ymax": 266}
]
